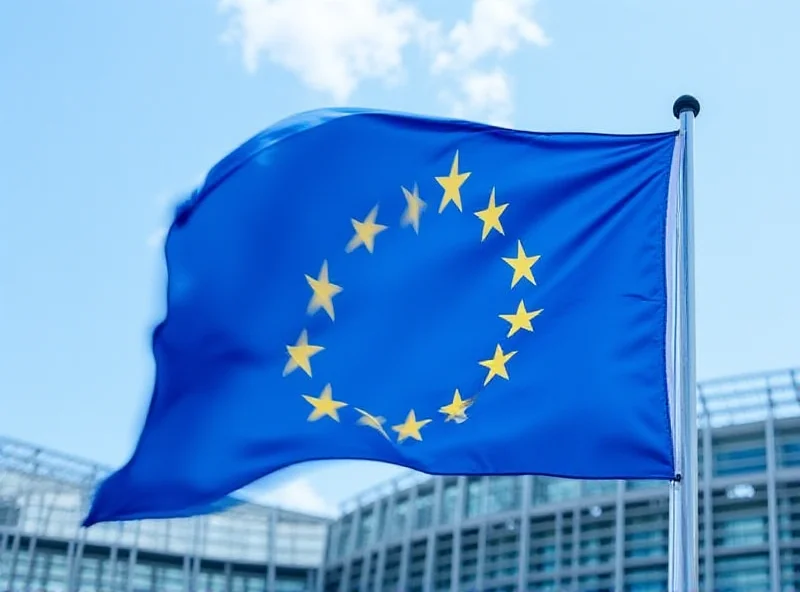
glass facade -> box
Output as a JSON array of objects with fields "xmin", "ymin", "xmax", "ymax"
[
  {"xmin": 2, "ymin": 367, "xmax": 799, "ymax": 591},
  {"xmin": 0, "ymin": 438, "xmax": 328, "ymax": 591},
  {"xmin": 325, "ymin": 367, "xmax": 800, "ymax": 592}
]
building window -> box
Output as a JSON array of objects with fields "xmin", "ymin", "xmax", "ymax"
[
  {"xmin": 714, "ymin": 554, "xmax": 769, "ymax": 591},
  {"xmin": 390, "ymin": 498, "xmax": 408, "ymax": 538},
  {"xmin": 414, "ymin": 489, "xmax": 434, "ymax": 530},
  {"xmin": 336, "ymin": 517, "xmax": 352, "ymax": 557},
  {"xmin": 440, "ymin": 482, "xmax": 458, "ymax": 526},
  {"xmin": 582, "ymin": 480, "xmax": 617, "ymax": 498},
  {"xmin": 532, "ymin": 477, "xmax": 580, "ymax": 505},
  {"xmin": 465, "ymin": 478, "xmax": 483, "ymax": 518},
  {"xmin": 486, "ymin": 477, "xmax": 520, "ymax": 514},
  {"xmin": 713, "ymin": 438, "xmax": 766, "ymax": 476},
  {"xmin": 717, "ymin": 517, "xmax": 767, "ymax": 547},
  {"xmin": 355, "ymin": 509, "xmax": 374, "ymax": 549},
  {"xmin": 376, "ymin": 500, "xmax": 387, "ymax": 541}
]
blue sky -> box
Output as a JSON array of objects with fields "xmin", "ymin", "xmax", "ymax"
[{"xmin": 2, "ymin": 0, "xmax": 799, "ymax": 515}]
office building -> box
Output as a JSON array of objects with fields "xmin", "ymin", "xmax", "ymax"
[
  {"xmin": 323, "ymin": 367, "xmax": 800, "ymax": 592},
  {"xmin": 0, "ymin": 436, "xmax": 329, "ymax": 591}
]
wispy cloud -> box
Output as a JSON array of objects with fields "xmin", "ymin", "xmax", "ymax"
[
  {"xmin": 219, "ymin": 0, "xmax": 435, "ymax": 102},
  {"xmin": 431, "ymin": 0, "xmax": 548, "ymax": 124},
  {"xmin": 432, "ymin": 0, "xmax": 549, "ymax": 73},
  {"xmin": 219, "ymin": 0, "xmax": 550, "ymax": 125},
  {"xmin": 444, "ymin": 68, "xmax": 514, "ymax": 128}
]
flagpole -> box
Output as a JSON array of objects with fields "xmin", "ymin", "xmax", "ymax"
[{"xmin": 668, "ymin": 94, "xmax": 700, "ymax": 592}]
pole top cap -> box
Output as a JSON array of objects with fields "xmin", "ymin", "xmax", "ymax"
[{"xmin": 673, "ymin": 95, "xmax": 700, "ymax": 119}]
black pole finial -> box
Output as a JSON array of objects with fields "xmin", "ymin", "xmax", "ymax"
[{"xmin": 673, "ymin": 95, "xmax": 700, "ymax": 119}]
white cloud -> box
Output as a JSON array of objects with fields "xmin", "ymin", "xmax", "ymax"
[
  {"xmin": 219, "ymin": 0, "xmax": 433, "ymax": 102},
  {"xmin": 251, "ymin": 477, "xmax": 337, "ymax": 516},
  {"xmin": 447, "ymin": 69, "xmax": 514, "ymax": 128},
  {"xmin": 218, "ymin": 0, "xmax": 550, "ymax": 128},
  {"xmin": 432, "ymin": 0, "xmax": 548, "ymax": 125},
  {"xmin": 433, "ymin": 0, "xmax": 549, "ymax": 73}
]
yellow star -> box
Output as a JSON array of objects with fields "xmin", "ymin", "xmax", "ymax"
[
  {"xmin": 282, "ymin": 330, "xmax": 324, "ymax": 377},
  {"xmin": 345, "ymin": 205, "xmax": 388, "ymax": 253},
  {"xmin": 392, "ymin": 410, "xmax": 432, "ymax": 443},
  {"xmin": 400, "ymin": 184, "xmax": 426, "ymax": 233},
  {"xmin": 479, "ymin": 344, "xmax": 517, "ymax": 386},
  {"xmin": 474, "ymin": 187, "xmax": 508, "ymax": 241},
  {"xmin": 438, "ymin": 389, "xmax": 474, "ymax": 423},
  {"xmin": 502, "ymin": 240, "xmax": 541, "ymax": 288},
  {"xmin": 305, "ymin": 260, "xmax": 343, "ymax": 321},
  {"xmin": 499, "ymin": 300, "xmax": 543, "ymax": 337},
  {"xmin": 302, "ymin": 384, "xmax": 347, "ymax": 422},
  {"xmin": 355, "ymin": 407, "xmax": 390, "ymax": 440},
  {"xmin": 435, "ymin": 151, "xmax": 471, "ymax": 213}
]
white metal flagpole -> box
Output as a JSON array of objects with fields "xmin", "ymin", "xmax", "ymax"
[{"xmin": 668, "ymin": 94, "xmax": 701, "ymax": 592}]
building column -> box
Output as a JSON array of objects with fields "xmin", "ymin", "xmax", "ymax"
[
  {"xmin": 358, "ymin": 540, "xmax": 371, "ymax": 592},
  {"xmin": 340, "ymin": 505, "xmax": 360, "ymax": 592},
  {"xmin": 450, "ymin": 476, "xmax": 466, "ymax": 591},
  {"xmin": 193, "ymin": 518, "xmax": 206, "ymax": 590},
  {"xmin": 361, "ymin": 502, "xmax": 381, "ymax": 592},
  {"xmin": 422, "ymin": 478, "xmax": 444, "ymax": 592},
  {"xmin": 182, "ymin": 554, "xmax": 192, "ymax": 592},
  {"xmin": 570, "ymin": 508, "xmax": 580, "ymax": 589},
  {"xmin": 701, "ymin": 409, "xmax": 714, "ymax": 592},
  {"xmin": 553, "ymin": 511, "xmax": 563, "ymax": 584},
  {"xmin": 329, "ymin": 519, "xmax": 342, "ymax": 564},
  {"xmin": 108, "ymin": 523, "xmax": 124, "ymax": 592},
  {"xmin": 765, "ymin": 393, "xmax": 780, "ymax": 592},
  {"xmin": 307, "ymin": 568, "xmax": 316, "ymax": 592},
  {"xmin": 23, "ymin": 489, "xmax": 46, "ymax": 590},
  {"xmin": 224, "ymin": 561, "xmax": 233, "ymax": 592},
  {"xmin": 517, "ymin": 475, "xmax": 532, "ymax": 591},
  {"xmin": 7, "ymin": 483, "xmax": 33, "ymax": 588},
  {"xmin": 267, "ymin": 510, "xmax": 277, "ymax": 592},
  {"xmin": 397, "ymin": 485, "xmax": 417, "ymax": 592},
  {"xmin": 373, "ymin": 486, "xmax": 397, "ymax": 592},
  {"xmin": 475, "ymin": 477, "xmax": 489, "ymax": 591},
  {"xmin": 67, "ymin": 504, "xmax": 89, "ymax": 592},
  {"xmin": 614, "ymin": 480, "xmax": 625, "ymax": 592},
  {"xmin": 126, "ymin": 522, "xmax": 141, "ymax": 592},
  {"xmin": 321, "ymin": 520, "xmax": 341, "ymax": 592}
]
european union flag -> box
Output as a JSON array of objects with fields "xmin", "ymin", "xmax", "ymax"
[{"xmin": 85, "ymin": 109, "xmax": 681, "ymax": 525}]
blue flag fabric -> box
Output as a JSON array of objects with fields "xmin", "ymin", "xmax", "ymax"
[{"xmin": 85, "ymin": 109, "xmax": 680, "ymax": 525}]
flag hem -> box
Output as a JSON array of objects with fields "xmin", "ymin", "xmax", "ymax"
[{"xmin": 664, "ymin": 130, "xmax": 685, "ymax": 478}]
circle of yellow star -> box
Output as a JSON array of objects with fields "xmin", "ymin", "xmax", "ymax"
[
  {"xmin": 435, "ymin": 151, "xmax": 471, "ymax": 213},
  {"xmin": 295, "ymin": 146, "xmax": 548, "ymax": 442},
  {"xmin": 502, "ymin": 240, "xmax": 541, "ymax": 288},
  {"xmin": 439, "ymin": 389, "xmax": 474, "ymax": 423},
  {"xmin": 499, "ymin": 300, "xmax": 543, "ymax": 337},
  {"xmin": 478, "ymin": 344, "xmax": 517, "ymax": 386},
  {"xmin": 302, "ymin": 384, "xmax": 347, "ymax": 422},
  {"xmin": 400, "ymin": 183, "xmax": 426, "ymax": 233},
  {"xmin": 474, "ymin": 187, "xmax": 508, "ymax": 241},
  {"xmin": 283, "ymin": 329, "xmax": 324, "ymax": 377},
  {"xmin": 345, "ymin": 205, "xmax": 388, "ymax": 253},
  {"xmin": 305, "ymin": 260, "xmax": 343, "ymax": 321},
  {"xmin": 392, "ymin": 410, "xmax": 432, "ymax": 443}
]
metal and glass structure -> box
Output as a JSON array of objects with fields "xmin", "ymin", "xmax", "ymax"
[
  {"xmin": 0, "ymin": 437, "xmax": 329, "ymax": 591},
  {"xmin": 4, "ymin": 366, "xmax": 800, "ymax": 592},
  {"xmin": 323, "ymin": 367, "xmax": 800, "ymax": 592}
]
